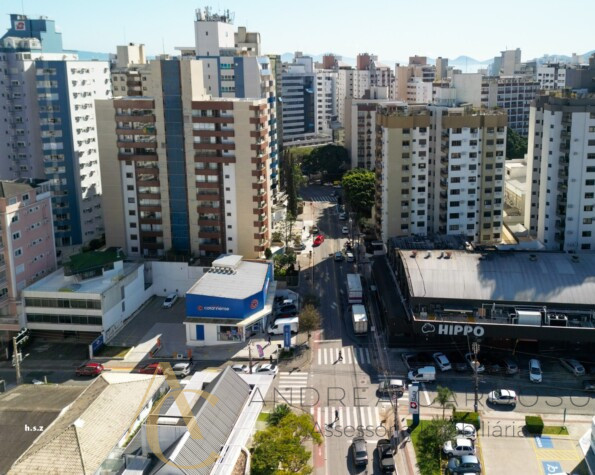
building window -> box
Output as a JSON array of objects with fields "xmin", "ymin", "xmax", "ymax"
[
  {"xmin": 12, "ymin": 231, "xmax": 21, "ymax": 240},
  {"xmin": 130, "ymin": 234, "xmax": 138, "ymax": 240},
  {"xmin": 14, "ymin": 248, "xmax": 22, "ymax": 257}
]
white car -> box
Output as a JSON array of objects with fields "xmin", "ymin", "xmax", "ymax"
[
  {"xmin": 232, "ymin": 364, "xmax": 249, "ymax": 374},
  {"xmin": 346, "ymin": 251, "xmax": 355, "ymax": 262},
  {"xmin": 432, "ymin": 352, "xmax": 452, "ymax": 371},
  {"xmin": 529, "ymin": 358, "xmax": 542, "ymax": 383},
  {"xmin": 443, "ymin": 438, "xmax": 475, "ymax": 457},
  {"xmin": 342, "ymin": 226, "xmax": 349, "ymax": 235},
  {"xmin": 488, "ymin": 389, "xmax": 517, "ymax": 406},
  {"xmin": 465, "ymin": 352, "xmax": 485, "ymax": 373},
  {"xmin": 253, "ymin": 364, "xmax": 278, "ymax": 376},
  {"xmin": 172, "ymin": 362, "xmax": 192, "ymax": 378},
  {"xmin": 162, "ymin": 292, "xmax": 178, "ymax": 308},
  {"xmin": 455, "ymin": 423, "xmax": 476, "ymax": 441}
]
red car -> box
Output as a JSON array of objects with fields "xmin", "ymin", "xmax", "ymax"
[
  {"xmin": 75, "ymin": 362, "xmax": 104, "ymax": 377},
  {"xmin": 313, "ymin": 235, "xmax": 325, "ymax": 246},
  {"xmin": 139, "ymin": 362, "xmax": 164, "ymax": 375}
]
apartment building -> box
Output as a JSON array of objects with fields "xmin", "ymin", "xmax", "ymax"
[
  {"xmin": 0, "ymin": 179, "xmax": 56, "ymax": 351},
  {"xmin": 0, "ymin": 14, "xmax": 111, "ymax": 256},
  {"xmin": 536, "ymin": 57, "xmax": 595, "ymax": 91},
  {"xmin": 281, "ymin": 55, "xmax": 315, "ymax": 142},
  {"xmin": 524, "ymin": 93, "xmax": 595, "ymax": 251},
  {"xmin": 337, "ymin": 68, "xmax": 370, "ymax": 124},
  {"xmin": 98, "ymin": 59, "xmax": 272, "ymax": 259},
  {"xmin": 111, "ymin": 43, "xmax": 148, "ymax": 97},
  {"xmin": 315, "ymin": 70, "xmax": 337, "ymax": 135},
  {"xmin": 395, "ymin": 57, "xmax": 436, "ymax": 102},
  {"xmin": 345, "ymin": 95, "xmax": 407, "ymax": 169},
  {"xmin": 375, "ymin": 105, "xmax": 507, "ymax": 244}
]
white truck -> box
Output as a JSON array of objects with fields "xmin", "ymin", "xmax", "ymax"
[
  {"xmin": 352, "ymin": 304, "xmax": 368, "ymax": 334},
  {"xmin": 347, "ymin": 273, "xmax": 363, "ymax": 304}
]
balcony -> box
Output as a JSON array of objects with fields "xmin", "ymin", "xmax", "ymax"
[{"xmin": 440, "ymin": 179, "xmax": 448, "ymax": 189}]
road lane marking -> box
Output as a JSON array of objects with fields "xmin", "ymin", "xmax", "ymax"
[{"xmin": 421, "ymin": 382, "xmax": 431, "ymax": 405}]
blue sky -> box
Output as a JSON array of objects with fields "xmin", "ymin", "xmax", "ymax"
[{"xmin": 1, "ymin": 0, "xmax": 593, "ymax": 62}]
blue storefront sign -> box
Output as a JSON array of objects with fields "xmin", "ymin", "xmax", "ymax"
[{"xmin": 283, "ymin": 325, "xmax": 291, "ymax": 348}]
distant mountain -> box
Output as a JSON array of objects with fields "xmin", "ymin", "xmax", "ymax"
[{"xmin": 64, "ymin": 50, "xmax": 111, "ymax": 61}]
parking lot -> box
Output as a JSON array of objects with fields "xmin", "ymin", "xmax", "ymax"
[{"xmin": 480, "ymin": 419, "xmax": 590, "ymax": 475}]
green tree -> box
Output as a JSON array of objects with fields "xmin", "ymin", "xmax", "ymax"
[
  {"xmin": 298, "ymin": 304, "xmax": 321, "ymax": 345},
  {"xmin": 251, "ymin": 411, "xmax": 321, "ymax": 475},
  {"xmin": 267, "ymin": 404, "xmax": 292, "ymax": 426},
  {"xmin": 415, "ymin": 418, "xmax": 457, "ymax": 475},
  {"xmin": 264, "ymin": 248, "xmax": 273, "ymax": 259},
  {"xmin": 303, "ymin": 144, "xmax": 349, "ymax": 180},
  {"xmin": 341, "ymin": 168, "xmax": 375, "ymax": 217},
  {"xmin": 506, "ymin": 128, "xmax": 528, "ymax": 159},
  {"xmin": 433, "ymin": 385, "xmax": 456, "ymax": 419}
]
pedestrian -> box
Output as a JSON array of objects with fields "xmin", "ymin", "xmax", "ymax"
[
  {"xmin": 269, "ymin": 355, "xmax": 273, "ymax": 365},
  {"xmin": 335, "ymin": 409, "xmax": 339, "ymax": 421},
  {"xmin": 267, "ymin": 335, "xmax": 271, "ymax": 346},
  {"xmin": 338, "ymin": 350, "xmax": 343, "ymax": 362}
]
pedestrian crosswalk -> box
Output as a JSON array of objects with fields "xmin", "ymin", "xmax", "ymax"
[
  {"xmin": 316, "ymin": 346, "xmax": 371, "ymax": 366},
  {"xmin": 311, "ymin": 406, "xmax": 385, "ymax": 430},
  {"xmin": 275, "ymin": 372, "xmax": 310, "ymax": 406},
  {"xmin": 309, "ymin": 195, "xmax": 337, "ymax": 203}
]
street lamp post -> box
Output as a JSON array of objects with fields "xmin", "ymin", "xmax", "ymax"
[{"xmin": 472, "ymin": 341, "xmax": 480, "ymax": 412}]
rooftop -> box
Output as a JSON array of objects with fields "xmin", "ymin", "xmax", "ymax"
[
  {"xmin": 187, "ymin": 256, "xmax": 270, "ymax": 300},
  {"xmin": 0, "ymin": 385, "xmax": 86, "ymax": 474},
  {"xmin": 9, "ymin": 373, "xmax": 165, "ymax": 474},
  {"xmin": 64, "ymin": 248, "xmax": 125, "ymax": 275},
  {"xmin": 23, "ymin": 259, "xmax": 141, "ymax": 295},
  {"xmin": 0, "ymin": 179, "xmax": 49, "ymax": 198},
  {"xmin": 400, "ymin": 250, "xmax": 595, "ymax": 306}
]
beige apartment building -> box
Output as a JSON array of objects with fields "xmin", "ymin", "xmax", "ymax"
[
  {"xmin": 375, "ymin": 105, "xmax": 507, "ymax": 244},
  {"xmin": 98, "ymin": 58, "xmax": 273, "ymax": 260}
]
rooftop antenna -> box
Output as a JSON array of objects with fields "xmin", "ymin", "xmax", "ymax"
[
  {"xmin": 21, "ymin": 0, "xmax": 25, "ymax": 15},
  {"xmin": 162, "ymin": 37, "xmax": 165, "ymax": 55}
]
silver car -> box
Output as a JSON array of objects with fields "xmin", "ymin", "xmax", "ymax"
[
  {"xmin": 351, "ymin": 437, "xmax": 368, "ymax": 467},
  {"xmin": 172, "ymin": 362, "xmax": 192, "ymax": 378},
  {"xmin": 560, "ymin": 358, "xmax": 586, "ymax": 376}
]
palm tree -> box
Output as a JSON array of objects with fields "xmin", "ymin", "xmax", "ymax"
[{"xmin": 433, "ymin": 385, "xmax": 455, "ymax": 419}]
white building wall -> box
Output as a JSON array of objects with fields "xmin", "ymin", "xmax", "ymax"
[
  {"xmin": 149, "ymin": 261, "xmax": 205, "ymax": 297},
  {"xmin": 223, "ymin": 164, "xmax": 239, "ymax": 253}
]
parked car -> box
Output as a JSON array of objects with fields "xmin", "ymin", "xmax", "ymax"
[
  {"xmin": 173, "ymin": 362, "xmax": 192, "ymax": 378},
  {"xmin": 432, "ymin": 352, "xmax": 452, "ymax": 371},
  {"xmin": 351, "ymin": 436, "xmax": 368, "ymax": 467},
  {"xmin": 402, "ymin": 352, "xmax": 434, "ymax": 370},
  {"xmin": 232, "ymin": 364, "xmax": 249, "ymax": 374},
  {"xmin": 310, "ymin": 225, "xmax": 319, "ymax": 234},
  {"xmin": 455, "ymin": 423, "xmax": 477, "ymax": 441},
  {"xmin": 560, "ymin": 358, "xmax": 586, "ymax": 376},
  {"xmin": 482, "ymin": 356, "xmax": 504, "ymax": 374},
  {"xmin": 313, "ymin": 234, "xmax": 325, "ymax": 246},
  {"xmin": 275, "ymin": 304, "xmax": 298, "ymax": 316},
  {"xmin": 500, "ymin": 357, "xmax": 519, "ymax": 375},
  {"xmin": 292, "ymin": 242, "xmax": 306, "ymax": 251},
  {"xmin": 445, "ymin": 455, "xmax": 482, "ymax": 474},
  {"xmin": 529, "ymin": 358, "xmax": 542, "ymax": 383},
  {"xmin": 449, "ymin": 353, "xmax": 470, "ymax": 372},
  {"xmin": 465, "ymin": 353, "xmax": 485, "ymax": 373},
  {"xmin": 139, "ymin": 363, "xmax": 164, "ymax": 375},
  {"xmin": 339, "ymin": 212, "xmax": 348, "ymax": 220},
  {"xmin": 408, "ymin": 366, "xmax": 436, "ymax": 383},
  {"xmin": 376, "ymin": 439, "xmax": 396, "ymax": 473},
  {"xmin": 162, "ymin": 292, "xmax": 178, "ymax": 308},
  {"xmin": 253, "ymin": 364, "xmax": 278, "ymax": 376},
  {"xmin": 487, "ymin": 389, "xmax": 517, "ymax": 406},
  {"xmin": 345, "ymin": 251, "xmax": 355, "ymax": 262},
  {"xmin": 583, "ymin": 380, "xmax": 595, "ymax": 391},
  {"xmin": 377, "ymin": 379, "xmax": 405, "ymax": 398},
  {"xmin": 334, "ymin": 251, "xmax": 344, "ymax": 262},
  {"xmin": 76, "ymin": 362, "xmax": 104, "ymax": 377},
  {"xmin": 443, "ymin": 438, "xmax": 475, "ymax": 457},
  {"xmin": 342, "ymin": 226, "xmax": 349, "ymax": 235}
]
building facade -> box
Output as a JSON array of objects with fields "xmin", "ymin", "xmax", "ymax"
[
  {"xmin": 375, "ymin": 105, "xmax": 507, "ymax": 244},
  {"xmin": 524, "ymin": 93, "xmax": 595, "ymax": 251},
  {"xmin": 99, "ymin": 59, "xmax": 273, "ymax": 260}
]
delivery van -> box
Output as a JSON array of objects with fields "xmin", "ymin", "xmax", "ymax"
[
  {"xmin": 268, "ymin": 316, "xmax": 299, "ymax": 335},
  {"xmin": 407, "ymin": 366, "xmax": 436, "ymax": 383}
]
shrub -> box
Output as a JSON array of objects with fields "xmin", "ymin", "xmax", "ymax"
[
  {"xmin": 452, "ymin": 410, "xmax": 481, "ymax": 429},
  {"xmin": 525, "ymin": 415, "xmax": 544, "ymax": 434}
]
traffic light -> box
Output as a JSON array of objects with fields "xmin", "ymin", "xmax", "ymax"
[{"xmin": 15, "ymin": 328, "xmax": 30, "ymax": 348}]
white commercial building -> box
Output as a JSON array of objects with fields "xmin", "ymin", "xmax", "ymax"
[
  {"xmin": 315, "ymin": 70, "xmax": 337, "ymax": 135},
  {"xmin": 524, "ymin": 93, "xmax": 595, "ymax": 251}
]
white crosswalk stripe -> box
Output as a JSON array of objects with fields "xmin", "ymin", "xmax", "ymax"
[
  {"xmin": 311, "ymin": 406, "xmax": 383, "ymax": 430},
  {"xmin": 309, "ymin": 196, "xmax": 337, "ymax": 202},
  {"xmin": 276, "ymin": 372, "xmax": 310, "ymax": 406},
  {"xmin": 315, "ymin": 347, "xmax": 371, "ymax": 365}
]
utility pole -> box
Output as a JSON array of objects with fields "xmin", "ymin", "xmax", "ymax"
[
  {"xmin": 248, "ymin": 340, "xmax": 253, "ymax": 374},
  {"xmin": 13, "ymin": 337, "xmax": 21, "ymax": 385},
  {"xmin": 472, "ymin": 341, "xmax": 480, "ymax": 412}
]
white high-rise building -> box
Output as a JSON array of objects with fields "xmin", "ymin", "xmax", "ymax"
[
  {"xmin": 524, "ymin": 93, "xmax": 595, "ymax": 251},
  {"xmin": 0, "ymin": 14, "xmax": 111, "ymax": 254},
  {"xmin": 314, "ymin": 70, "xmax": 337, "ymax": 135}
]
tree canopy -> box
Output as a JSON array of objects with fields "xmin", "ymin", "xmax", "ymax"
[
  {"xmin": 301, "ymin": 144, "xmax": 349, "ymax": 179},
  {"xmin": 251, "ymin": 410, "xmax": 322, "ymax": 475},
  {"xmin": 506, "ymin": 128, "xmax": 528, "ymax": 159},
  {"xmin": 341, "ymin": 168, "xmax": 375, "ymax": 217}
]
